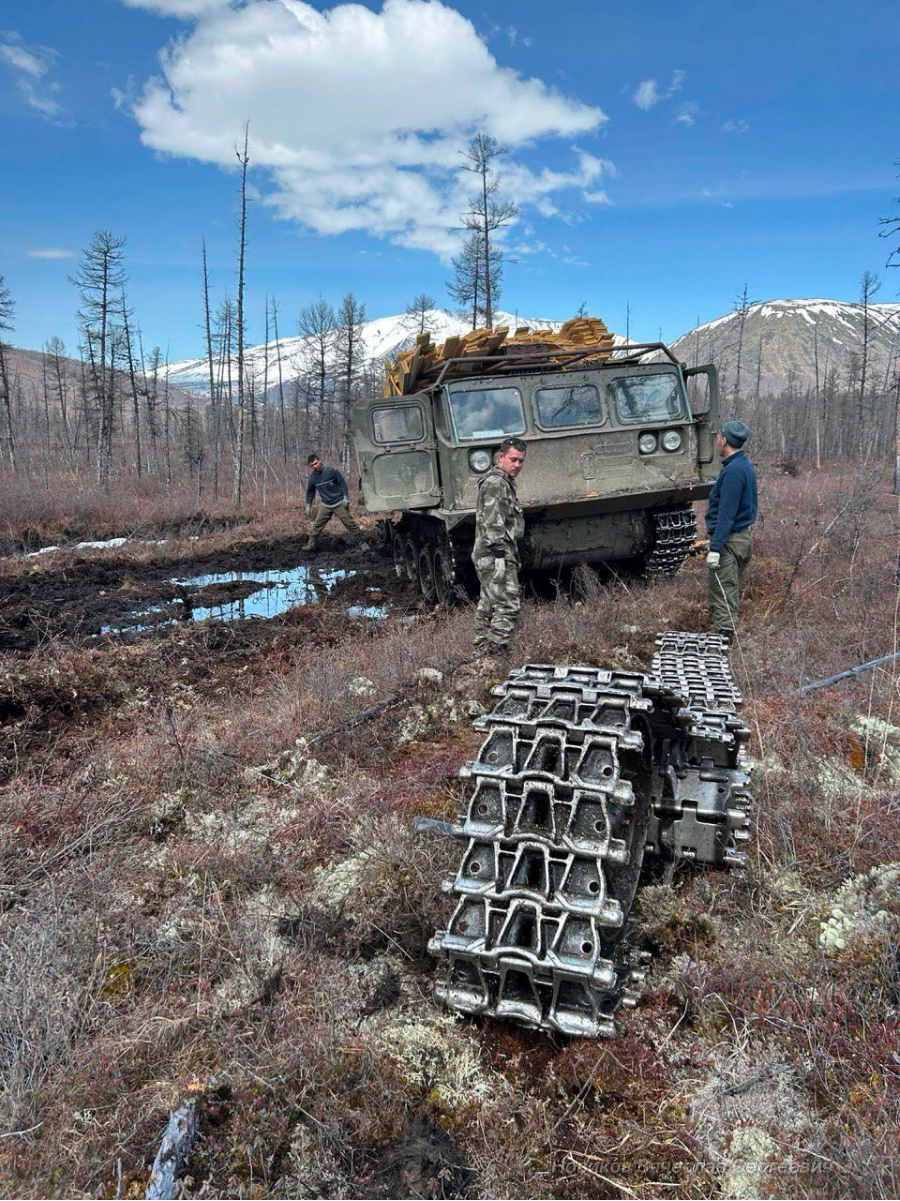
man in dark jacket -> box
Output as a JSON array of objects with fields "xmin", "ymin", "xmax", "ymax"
[
  {"xmin": 705, "ymin": 419, "xmax": 757, "ymax": 644},
  {"xmin": 304, "ymin": 454, "xmax": 364, "ymax": 552}
]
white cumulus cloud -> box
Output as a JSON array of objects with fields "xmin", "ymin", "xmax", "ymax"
[
  {"xmin": 675, "ymin": 101, "xmax": 699, "ymax": 126},
  {"xmin": 632, "ymin": 68, "xmax": 685, "ymax": 112},
  {"xmin": 124, "ymin": 0, "xmax": 609, "ymax": 255},
  {"xmin": 0, "ymin": 35, "xmax": 62, "ymax": 116}
]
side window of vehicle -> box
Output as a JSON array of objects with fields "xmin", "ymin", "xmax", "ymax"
[{"xmin": 371, "ymin": 405, "xmax": 425, "ymax": 444}]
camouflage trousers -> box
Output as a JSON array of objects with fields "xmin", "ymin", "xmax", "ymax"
[
  {"xmin": 709, "ymin": 528, "xmax": 753, "ymax": 637},
  {"xmin": 305, "ymin": 503, "xmax": 361, "ymax": 549},
  {"xmin": 473, "ymin": 554, "xmax": 521, "ymax": 653}
]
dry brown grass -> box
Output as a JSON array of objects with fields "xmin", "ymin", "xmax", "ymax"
[{"xmin": 1, "ymin": 458, "xmax": 899, "ymax": 1197}]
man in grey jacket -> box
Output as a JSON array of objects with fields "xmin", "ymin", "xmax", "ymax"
[{"xmin": 304, "ymin": 454, "xmax": 364, "ymax": 552}]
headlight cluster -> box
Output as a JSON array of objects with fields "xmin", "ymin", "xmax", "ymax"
[
  {"xmin": 468, "ymin": 449, "xmax": 492, "ymax": 472},
  {"xmin": 639, "ymin": 429, "xmax": 683, "ymax": 454}
]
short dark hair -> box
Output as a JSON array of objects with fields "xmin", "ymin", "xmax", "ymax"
[
  {"xmin": 307, "ymin": 453, "xmax": 320, "ymax": 465},
  {"xmin": 499, "ymin": 437, "xmax": 527, "ymax": 455}
]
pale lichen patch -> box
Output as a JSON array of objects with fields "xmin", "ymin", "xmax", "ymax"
[
  {"xmin": 365, "ymin": 1012, "xmax": 507, "ymax": 1111},
  {"xmin": 722, "ymin": 1125, "xmax": 777, "ymax": 1200},
  {"xmin": 248, "ymin": 736, "xmax": 330, "ymax": 789},
  {"xmin": 818, "ymin": 862, "xmax": 900, "ymax": 953}
]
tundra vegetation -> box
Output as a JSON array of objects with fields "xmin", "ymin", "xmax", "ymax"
[{"xmin": 0, "ymin": 460, "xmax": 899, "ymax": 1199}]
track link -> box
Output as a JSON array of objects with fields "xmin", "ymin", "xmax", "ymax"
[
  {"xmin": 430, "ymin": 631, "xmax": 753, "ymax": 1037},
  {"xmin": 644, "ymin": 505, "xmax": 698, "ymax": 576}
]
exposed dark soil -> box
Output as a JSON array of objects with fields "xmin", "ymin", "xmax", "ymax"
[{"xmin": 0, "ymin": 533, "xmax": 411, "ymax": 652}]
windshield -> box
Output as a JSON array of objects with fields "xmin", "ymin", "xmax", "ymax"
[
  {"xmin": 610, "ymin": 373, "xmax": 684, "ymax": 424},
  {"xmin": 535, "ymin": 383, "xmax": 605, "ymax": 428},
  {"xmin": 448, "ymin": 386, "xmax": 526, "ymax": 441}
]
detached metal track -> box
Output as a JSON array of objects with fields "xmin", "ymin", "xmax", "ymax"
[{"xmin": 429, "ymin": 632, "xmax": 752, "ymax": 1038}]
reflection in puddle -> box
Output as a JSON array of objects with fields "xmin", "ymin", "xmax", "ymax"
[
  {"xmin": 347, "ymin": 605, "xmax": 388, "ymax": 620},
  {"xmin": 103, "ymin": 565, "xmax": 357, "ymax": 633}
]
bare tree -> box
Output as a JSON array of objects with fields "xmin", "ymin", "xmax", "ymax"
[
  {"xmin": 298, "ymin": 297, "xmax": 336, "ymax": 453},
  {"xmin": 44, "ymin": 336, "xmax": 73, "ymax": 466},
  {"xmin": 880, "ymin": 156, "xmax": 900, "ymax": 271},
  {"xmin": 118, "ymin": 290, "xmax": 143, "ymax": 478},
  {"xmin": 271, "ymin": 295, "xmax": 288, "ymax": 474},
  {"xmin": 447, "ymin": 232, "xmax": 504, "ymax": 329},
  {"xmin": 732, "ymin": 283, "xmax": 755, "ymax": 415},
  {"xmin": 459, "ymin": 134, "xmax": 518, "ymax": 329},
  {"xmin": 233, "ymin": 121, "xmax": 250, "ymax": 507},
  {"xmin": 335, "ymin": 292, "xmax": 366, "ymax": 471},
  {"xmin": 404, "ymin": 293, "xmax": 436, "ymax": 336},
  {"xmin": 0, "ymin": 275, "xmax": 16, "ymax": 470},
  {"xmin": 201, "ymin": 238, "xmax": 221, "ymax": 500},
  {"xmin": 70, "ymin": 231, "xmax": 127, "ymax": 489},
  {"xmin": 858, "ymin": 270, "xmax": 881, "ymax": 454}
]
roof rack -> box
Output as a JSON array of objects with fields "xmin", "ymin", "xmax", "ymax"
[{"xmin": 431, "ymin": 341, "xmax": 682, "ymax": 389}]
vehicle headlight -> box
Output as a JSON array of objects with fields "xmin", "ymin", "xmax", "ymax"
[
  {"xmin": 469, "ymin": 449, "xmax": 492, "ymax": 472},
  {"xmin": 661, "ymin": 429, "xmax": 683, "ymax": 452},
  {"xmin": 638, "ymin": 432, "xmax": 658, "ymax": 455}
]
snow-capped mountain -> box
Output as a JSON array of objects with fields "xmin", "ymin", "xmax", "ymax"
[
  {"xmin": 163, "ymin": 308, "xmax": 569, "ymax": 397},
  {"xmin": 669, "ymin": 298, "xmax": 900, "ymax": 396},
  {"xmin": 162, "ymin": 297, "xmax": 900, "ymax": 401}
]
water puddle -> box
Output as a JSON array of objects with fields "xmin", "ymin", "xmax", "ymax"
[{"xmin": 103, "ymin": 565, "xmax": 357, "ymax": 634}]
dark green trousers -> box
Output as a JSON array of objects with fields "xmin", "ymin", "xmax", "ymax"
[{"xmin": 709, "ymin": 529, "xmax": 753, "ymax": 635}]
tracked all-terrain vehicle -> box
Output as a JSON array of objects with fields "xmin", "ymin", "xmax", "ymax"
[
  {"xmin": 429, "ymin": 632, "xmax": 753, "ymax": 1037},
  {"xmin": 352, "ymin": 319, "xmax": 721, "ymax": 601}
]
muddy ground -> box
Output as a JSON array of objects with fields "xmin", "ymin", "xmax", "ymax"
[{"xmin": 0, "ymin": 532, "xmax": 412, "ymax": 652}]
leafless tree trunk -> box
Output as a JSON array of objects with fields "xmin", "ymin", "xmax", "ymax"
[
  {"xmin": 201, "ymin": 238, "xmax": 220, "ymax": 502},
  {"xmin": 460, "ymin": 134, "xmax": 518, "ymax": 329},
  {"xmin": 404, "ymin": 293, "xmax": 435, "ymax": 336},
  {"xmin": 336, "ymin": 292, "xmax": 366, "ymax": 472},
  {"xmin": 271, "ymin": 295, "xmax": 288, "ymax": 476},
  {"xmin": 232, "ymin": 121, "xmax": 250, "ymax": 507},
  {"xmin": 71, "ymin": 231, "xmax": 127, "ymax": 490},
  {"xmin": 858, "ymin": 270, "xmax": 881, "ymax": 456},
  {"xmin": 0, "ymin": 275, "xmax": 18, "ymax": 471}
]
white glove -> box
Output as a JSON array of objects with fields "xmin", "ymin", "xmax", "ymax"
[
  {"xmin": 305, "ymin": 504, "xmax": 312, "ymax": 518},
  {"xmin": 707, "ymin": 550, "xmax": 721, "ymax": 569},
  {"xmin": 492, "ymin": 558, "xmax": 506, "ymax": 584},
  {"xmin": 342, "ymin": 498, "xmax": 350, "ymax": 508}
]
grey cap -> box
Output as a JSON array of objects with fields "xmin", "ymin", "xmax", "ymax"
[{"xmin": 721, "ymin": 419, "xmax": 749, "ymax": 448}]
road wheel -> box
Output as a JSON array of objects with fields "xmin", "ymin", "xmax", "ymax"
[
  {"xmin": 433, "ymin": 545, "xmax": 455, "ymax": 607},
  {"xmin": 403, "ymin": 536, "xmax": 418, "ymax": 583},
  {"xmin": 418, "ymin": 546, "xmax": 437, "ymax": 605},
  {"xmin": 391, "ymin": 531, "xmax": 405, "ymax": 579}
]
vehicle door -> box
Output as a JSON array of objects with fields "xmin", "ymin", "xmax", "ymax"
[
  {"xmin": 352, "ymin": 394, "xmax": 441, "ymax": 511},
  {"xmin": 683, "ymin": 364, "xmax": 719, "ymax": 467}
]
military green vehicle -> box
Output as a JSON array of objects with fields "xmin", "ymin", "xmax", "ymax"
[{"xmin": 352, "ymin": 341, "xmax": 720, "ymax": 602}]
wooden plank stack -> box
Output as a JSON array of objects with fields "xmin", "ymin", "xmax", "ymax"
[{"xmin": 383, "ymin": 316, "xmax": 615, "ymax": 396}]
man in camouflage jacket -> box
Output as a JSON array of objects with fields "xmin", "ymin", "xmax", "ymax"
[{"xmin": 473, "ymin": 438, "xmax": 527, "ymax": 655}]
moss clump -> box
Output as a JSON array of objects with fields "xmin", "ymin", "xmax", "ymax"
[{"xmin": 638, "ymin": 884, "xmax": 719, "ymax": 953}]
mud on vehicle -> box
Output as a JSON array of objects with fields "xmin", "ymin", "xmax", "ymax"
[{"xmin": 352, "ymin": 338, "xmax": 721, "ymax": 602}]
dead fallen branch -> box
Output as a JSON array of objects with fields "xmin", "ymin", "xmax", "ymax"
[
  {"xmin": 799, "ymin": 649, "xmax": 900, "ymax": 695},
  {"xmin": 145, "ymin": 1100, "xmax": 200, "ymax": 1201}
]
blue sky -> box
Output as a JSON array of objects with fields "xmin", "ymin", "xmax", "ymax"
[{"xmin": 2, "ymin": 0, "xmax": 898, "ymax": 359}]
